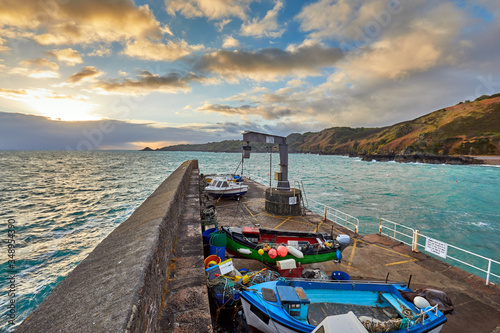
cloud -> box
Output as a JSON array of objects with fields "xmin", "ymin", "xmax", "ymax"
[
  {"xmin": 66, "ymin": 66, "xmax": 104, "ymax": 85},
  {"xmin": 91, "ymin": 71, "xmax": 204, "ymax": 95},
  {"xmin": 165, "ymin": 0, "xmax": 250, "ymax": 20},
  {"xmin": 48, "ymin": 48, "xmax": 83, "ymax": 66},
  {"xmin": 0, "ymin": 0, "xmax": 163, "ymax": 45},
  {"xmin": 0, "ymin": 37, "xmax": 11, "ymax": 53},
  {"xmin": 196, "ymin": 103, "xmax": 295, "ymax": 120},
  {"xmin": 122, "ymin": 38, "xmax": 204, "ymax": 61},
  {"xmin": 0, "ymin": 88, "xmax": 27, "ymax": 96},
  {"xmin": 240, "ymin": 1, "xmax": 285, "ymax": 38},
  {"xmin": 196, "ymin": 42, "xmax": 343, "ymax": 81},
  {"xmin": 19, "ymin": 58, "xmax": 59, "ymax": 70},
  {"xmin": 222, "ymin": 36, "xmax": 239, "ymax": 48},
  {"xmin": 216, "ymin": 19, "xmax": 232, "ymax": 31},
  {"xmin": 87, "ymin": 45, "xmax": 112, "ymax": 57},
  {"xmin": 195, "ymin": 79, "xmax": 321, "ymax": 122},
  {"xmin": 10, "ymin": 58, "xmax": 60, "ymax": 78}
]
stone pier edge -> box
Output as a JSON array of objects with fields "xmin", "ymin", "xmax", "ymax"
[{"xmin": 16, "ymin": 160, "xmax": 206, "ymax": 333}]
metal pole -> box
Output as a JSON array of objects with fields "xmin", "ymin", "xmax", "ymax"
[
  {"xmin": 379, "ymin": 219, "xmax": 382, "ymax": 233},
  {"xmin": 413, "ymin": 230, "xmax": 420, "ymax": 253},
  {"xmin": 269, "ymin": 149, "xmax": 272, "ymax": 189},
  {"xmin": 486, "ymin": 259, "xmax": 492, "ymax": 285}
]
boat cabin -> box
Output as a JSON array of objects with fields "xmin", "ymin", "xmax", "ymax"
[
  {"xmin": 210, "ymin": 179, "xmax": 231, "ymax": 189},
  {"xmin": 276, "ymin": 285, "xmax": 310, "ymax": 322}
]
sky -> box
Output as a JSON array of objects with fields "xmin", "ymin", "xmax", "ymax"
[{"xmin": 0, "ymin": 0, "xmax": 499, "ymax": 150}]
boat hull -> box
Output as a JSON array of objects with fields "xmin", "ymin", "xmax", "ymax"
[
  {"xmin": 206, "ymin": 187, "xmax": 248, "ymax": 197},
  {"xmin": 241, "ymin": 297, "xmax": 304, "ymax": 333},
  {"xmin": 240, "ymin": 280, "xmax": 447, "ymax": 333},
  {"xmin": 223, "ymin": 227, "xmax": 343, "ymax": 264}
]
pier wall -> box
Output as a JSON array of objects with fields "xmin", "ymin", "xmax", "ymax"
[{"xmin": 16, "ymin": 160, "xmax": 209, "ymax": 333}]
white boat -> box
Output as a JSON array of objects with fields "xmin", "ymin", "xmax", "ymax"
[{"xmin": 205, "ymin": 176, "xmax": 248, "ymax": 198}]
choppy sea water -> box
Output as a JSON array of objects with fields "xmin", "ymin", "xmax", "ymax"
[{"xmin": 1, "ymin": 151, "xmax": 499, "ymax": 331}]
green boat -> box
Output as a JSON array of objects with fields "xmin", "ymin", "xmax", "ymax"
[{"xmin": 221, "ymin": 226, "xmax": 350, "ymax": 264}]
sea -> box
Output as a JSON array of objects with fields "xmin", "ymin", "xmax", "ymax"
[{"xmin": 1, "ymin": 150, "xmax": 499, "ymax": 331}]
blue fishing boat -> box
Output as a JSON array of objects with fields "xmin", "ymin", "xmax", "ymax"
[{"xmin": 240, "ymin": 279, "xmax": 447, "ymax": 333}]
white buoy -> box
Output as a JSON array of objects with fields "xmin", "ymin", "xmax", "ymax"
[
  {"xmin": 286, "ymin": 246, "xmax": 304, "ymax": 259},
  {"xmin": 237, "ymin": 248, "xmax": 252, "ymax": 254},
  {"xmin": 414, "ymin": 296, "xmax": 431, "ymax": 309}
]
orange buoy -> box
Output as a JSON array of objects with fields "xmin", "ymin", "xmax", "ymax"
[{"xmin": 277, "ymin": 245, "xmax": 288, "ymax": 257}]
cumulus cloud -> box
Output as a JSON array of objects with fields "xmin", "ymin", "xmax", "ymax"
[
  {"xmin": 48, "ymin": 48, "xmax": 83, "ymax": 66},
  {"xmin": 196, "ymin": 42, "xmax": 343, "ymax": 81},
  {"xmin": 66, "ymin": 66, "xmax": 104, "ymax": 85},
  {"xmin": 10, "ymin": 58, "xmax": 60, "ymax": 78},
  {"xmin": 122, "ymin": 38, "xmax": 204, "ymax": 61},
  {"xmin": 222, "ymin": 36, "xmax": 239, "ymax": 48},
  {"xmin": 0, "ymin": 0, "xmax": 163, "ymax": 45},
  {"xmin": 240, "ymin": 1, "xmax": 285, "ymax": 38},
  {"xmin": 295, "ymin": 0, "xmax": 419, "ymax": 42},
  {"xmin": 91, "ymin": 70, "xmax": 205, "ymax": 95},
  {"xmin": 19, "ymin": 58, "xmax": 59, "ymax": 70},
  {"xmin": 87, "ymin": 45, "xmax": 112, "ymax": 57},
  {"xmin": 165, "ymin": 0, "xmax": 250, "ymax": 20}
]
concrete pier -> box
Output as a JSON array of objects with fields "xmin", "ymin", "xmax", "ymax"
[{"xmin": 16, "ymin": 160, "xmax": 500, "ymax": 333}]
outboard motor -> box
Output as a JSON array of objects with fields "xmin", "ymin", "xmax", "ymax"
[{"xmin": 336, "ymin": 235, "xmax": 351, "ymax": 251}]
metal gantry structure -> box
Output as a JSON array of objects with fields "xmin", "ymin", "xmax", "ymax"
[{"xmin": 242, "ymin": 131, "xmax": 290, "ymax": 191}]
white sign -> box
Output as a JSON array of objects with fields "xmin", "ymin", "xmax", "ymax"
[
  {"xmin": 425, "ymin": 237, "xmax": 448, "ymax": 259},
  {"xmin": 266, "ymin": 136, "xmax": 274, "ymax": 143},
  {"xmin": 289, "ymin": 197, "xmax": 297, "ymax": 205}
]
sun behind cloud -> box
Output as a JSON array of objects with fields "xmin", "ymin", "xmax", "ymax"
[{"xmin": 9, "ymin": 89, "xmax": 100, "ymax": 121}]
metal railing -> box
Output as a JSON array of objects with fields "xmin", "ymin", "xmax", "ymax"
[
  {"xmin": 379, "ymin": 218, "xmax": 500, "ymax": 285},
  {"xmin": 306, "ymin": 198, "xmax": 359, "ymax": 233}
]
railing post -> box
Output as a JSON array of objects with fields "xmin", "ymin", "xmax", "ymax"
[
  {"xmin": 324, "ymin": 206, "xmax": 327, "ymax": 222},
  {"xmin": 412, "ymin": 230, "xmax": 419, "ymax": 252},
  {"xmin": 379, "ymin": 219, "xmax": 382, "ymax": 233},
  {"xmin": 355, "ymin": 225, "xmax": 359, "ymax": 234},
  {"xmin": 486, "ymin": 259, "xmax": 492, "ymax": 285},
  {"xmin": 393, "ymin": 223, "xmax": 396, "ymax": 239}
]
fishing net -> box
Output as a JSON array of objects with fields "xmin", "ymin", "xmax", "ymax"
[
  {"xmin": 358, "ymin": 317, "xmax": 404, "ymax": 332},
  {"xmin": 246, "ymin": 270, "xmax": 281, "ymax": 286},
  {"xmin": 208, "ymin": 276, "xmax": 240, "ymax": 306}
]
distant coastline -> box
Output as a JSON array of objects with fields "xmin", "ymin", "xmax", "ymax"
[{"xmin": 141, "ymin": 146, "xmax": 499, "ymax": 166}]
